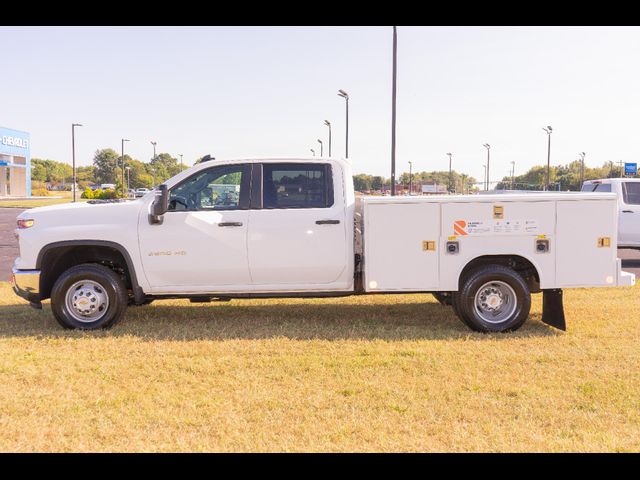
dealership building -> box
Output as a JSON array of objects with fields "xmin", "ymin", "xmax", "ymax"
[{"xmin": 0, "ymin": 126, "xmax": 31, "ymax": 197}]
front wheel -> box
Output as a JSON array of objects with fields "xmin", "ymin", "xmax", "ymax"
[
  {"xmin": 452, "ymin": 265, "xmax": 531, "ymax": 332},
  {"xmin": 50, "ymin": 263, "xmax": 128, "ymax": 329}
]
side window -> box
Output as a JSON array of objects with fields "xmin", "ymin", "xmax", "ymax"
[
  {"xmin": 262, "ymin": 163, "xmax": 333, "ymax": 209},
  {"xmin": 168, "ymin": 165, "xmax": 248, "ymax": 211},
  {"xmin": 594, "ymin": 183, "xmax": 612, "ymax": 193},
  {"xmin": 581, "ymin": 183, "xmax": 596, "ymax": 192},
  {"xmin": 622, "ymin": 182, "xmax": 640, "ymax": 205}
]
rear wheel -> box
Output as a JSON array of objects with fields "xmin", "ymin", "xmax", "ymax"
[
  {"xmin": 51, "ymin": 263, "xmax": 128, "ymax": 329},
  {"xmin": 453, "ymin": 265, "xmax": 530, "ymax": 332}
]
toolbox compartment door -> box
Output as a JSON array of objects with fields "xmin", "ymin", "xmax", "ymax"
[{"xmin": 364, "ymin": 202, "xmax": 440, "ymax": 291}]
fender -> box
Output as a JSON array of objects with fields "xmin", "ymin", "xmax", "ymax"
[{"xmin": 36, "ymin": 240, "xmax": 145, "ymax": 304}]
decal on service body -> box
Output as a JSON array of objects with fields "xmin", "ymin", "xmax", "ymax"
[{"xmin": 453, "ymin": 220, "xmax": 539, "ymax": 236}]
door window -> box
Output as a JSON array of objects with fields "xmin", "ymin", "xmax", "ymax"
[
  {"xmin": 593, "ymin": 183, "xmax": 612, "ymax": 193},
  {"xmin": 168, "ymin": 165, "xmax": 249, "ymax": 211},
  {"xmin": 622, "ymin": 182, "xmax": 640, "ymax": 204},
  {"xmin": 262, "ymin": 163, "xmax": 333, "ymax": 209}
]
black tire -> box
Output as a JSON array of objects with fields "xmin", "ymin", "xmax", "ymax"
[
  {"xmin": 50, "ymin": 263, "xmax": 128, "ymax": 330},
  {"xmin": 129, "ymin": 297, "xmax": 154, "ymax": 306},
  {"xmin": 432, "ymin": 292, "xmax": 452, "ymax": 306},
  {"xmin": 454, "ymin": 265, "xmax": 531, "ymax": 333}
]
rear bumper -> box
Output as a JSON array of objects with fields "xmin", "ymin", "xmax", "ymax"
[
  {"xmin": 10, "ymin": 267, "xmax": 41, "ymax": 305},
  {"xmin": 617, "ymin": 258, "xmax": 636, "ymax": 287}
]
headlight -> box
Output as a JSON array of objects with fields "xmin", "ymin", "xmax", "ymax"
[{"xmin": 17, "ymin": 219, "xmax": 35, "ymax": 229}]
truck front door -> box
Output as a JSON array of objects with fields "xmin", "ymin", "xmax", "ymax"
[
  {"xmin": 138, "ymin": 164, "xmax": 252, "ymax": 292},
  {"xmin": 620, "ymin": 181, "xmax": 640, "ymax": 246},
  {"xmin": 247, "ymin": 162, "xmax": 349, "ymax": 288}
]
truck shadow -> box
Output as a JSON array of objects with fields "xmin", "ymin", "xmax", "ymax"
[{"xmin": 0, "ymin": 297, "xmax": 561, "ymax": 341}]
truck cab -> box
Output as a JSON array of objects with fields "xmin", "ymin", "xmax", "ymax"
[{"xmin": 581, "ymin": 178, "xmax": 640, "ymax": 248}]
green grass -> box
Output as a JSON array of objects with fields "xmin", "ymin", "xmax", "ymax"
[
  {"xmin": 1, "ymin": 281, "xmax": 639, "ymax": 452},
  {"xmin": 0, "ymin": 192, "xmax": 90, "ymax": 208}
]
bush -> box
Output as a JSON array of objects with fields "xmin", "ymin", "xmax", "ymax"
[
  {"xmin": 31, "ymin": 181, "xmax": 49, "ymax": 197},
  {"xmin": 81, "ymin": 187, "xmax": 94, "ymax": 199},
  {"xmin": 100, "ymin": 189, "xmax": 117, "ymax": 199}
]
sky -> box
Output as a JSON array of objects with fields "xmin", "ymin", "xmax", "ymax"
[{"xmin": 2, "ymin": 26, "xmax": 640, "ymax": 185}]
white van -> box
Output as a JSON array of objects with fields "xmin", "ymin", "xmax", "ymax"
[{"xmin": 582, "ymin": 178, "xmax": 640, "ymax": 248}]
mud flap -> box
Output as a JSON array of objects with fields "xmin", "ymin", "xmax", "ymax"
[{"xmin": 542, "ymin": 289, "xmax": 566, "ymax": 331}]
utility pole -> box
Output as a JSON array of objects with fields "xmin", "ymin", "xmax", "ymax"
[
  {"xmin": 511, "ymin": 161, "xmax": 515, "ymax": 190},
  {"xmin": 579, "ymin": 152, "xmax": 585, "ymax": 188},
  {"xmin": 391, "ymin": 26, "xmax": 398, "ymax": 196},
  {"xmin": 408, "ymin": 161, "xmax": 413, "ymax": 195},
  {"xmin": 121, "ymin": 138, "xmax": 129, "ymax": 197}
]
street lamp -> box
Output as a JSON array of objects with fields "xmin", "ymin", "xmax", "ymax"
[
  {"xmin": 324, "ymin": 120, "xmax": 332, "ymax": 157},
  {"xmin": 125, "ymin": 166, "xmax": 131, "ymax": 193},
  {"xmin": 391, "ymin": 26, "xmax": 398, "ymax": 196},
  {"xmin": 511, "ymin": 161, "xmax": 515, "ymax": 190},
  {"xmin": 408, "ymin": 161, "xmax": 413, "ymax": 195},
  {"xmin": 151, "ymin": 141, "xmax": 157, "ymax": 162},
  {"xmin": 310, "ymin": 148, "xmax": 315, "ymax": 157},
  {"xmin": 121, "ymin": 138, "xmax": 130, "ymax": 197},
  {"xmin": 482, "ymin": 164, "xmax": 487, "ymax": 191},
  {"xmin": 317, "ymin": 139, "xmax": 323, "ymax": 157},
  {"xmin": 337, "ymin": 89, "xmax": 349, "ymax": 158},
  {"xmin": 578, "ymin": 152, "xmax": 585, "ymax": 189},
  {"xmin": 179, "ymin": 154, "xmax": 183, "ymax": 166},
  {"xmin": 542, "ymin": 126, "xmax": 552, "ymax": 191},
  {"xmin": 446, "ymin": 153, "xmax": 453, "ymax": 193},
  {"xmin": 482, "ymin": 144, "xmax": 490, "ymax": 191},
  {"xmin": 71, "ymin": 123, "xmax": 83, "ymax": 202}
]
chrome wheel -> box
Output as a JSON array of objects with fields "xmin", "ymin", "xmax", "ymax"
[
  {"xmin": 473, "ymin": 280, "xmax": 517, "ymax": 324},
  {"xmin": 64, "ymin": 279, "xmax": 109, "ymax": 323}
]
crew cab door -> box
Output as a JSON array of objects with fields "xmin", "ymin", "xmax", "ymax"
[
  {"xmin": 619, "ymin": 181, "xmax": 640, "ymax": 246},
  {"xmin": 247, "ymin": 162, "xmax": 349, "ymax": 288},
  {"xmin": 138, "ymin": 164, "xmax": 252, "ymax": 292}
]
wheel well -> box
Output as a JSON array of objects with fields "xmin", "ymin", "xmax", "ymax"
[
  {"xmin": 39, "ymin": 245, "xmax": 133, "ymax": 300},
  {"xmin": 459, "ymin": 255, "xmax": 540, "ymax": 293}
]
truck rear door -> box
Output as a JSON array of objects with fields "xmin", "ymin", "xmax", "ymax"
[{"xmin": 247, "ymin": 162, "xmax": 349, "ymax": 288}]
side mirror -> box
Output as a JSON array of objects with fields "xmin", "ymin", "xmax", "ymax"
[{"xmin": 149, "ymin": 184, "xmax": 169, "ymax": 224}]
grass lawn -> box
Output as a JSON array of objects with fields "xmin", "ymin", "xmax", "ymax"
[
  {"xmin": 0, "ymin": 281, "xmax": 639, "ymax": 452},
  {"xmin": 0, "ymin": 192, "xmax": 89, "ymax": 208}
]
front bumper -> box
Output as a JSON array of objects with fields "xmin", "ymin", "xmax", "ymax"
[{"xmin": 11, "ymin": 267, "xmax": 41, "ymax": 305}]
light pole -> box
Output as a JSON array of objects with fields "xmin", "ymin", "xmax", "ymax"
[
  {"xmin": 542, "ymin": 126, "xmax": 552, "ymax": 191},
  {"xmin": 125, "ymin": 166, "xmax": 131, "ymax": 193},
  {"xmin": 338, "ymin": 89, "xmax": 349, "ymax": 158},
  {"xmin": 391, "ymin": 26, "xmax": 398, "ymax": 196},
  {"xmin": 317, "ymin": 139, "xmax": 323, "ymax": 157},
  {"xmin": 179, "ymin": 154, "xmax": 183, "ymax": 167},
  {"xmin": 511, "ymin": 161, "xmax": 515, "ymax": 190},
  {"xmin": 151, "ymin": 141, "xmax": 157, "ymax": 162},
  {"xmin": 121, "ymin": 138, "xmax": 129, "ymax": 197},
  {"xmin": 461, "ymin": 174, "xmax": 466, "ymax": 195},
  {"xmin": 483, "ymin": 164, "xmax": 487, "ymax": 191},
  {"xmin": 483, "ymin": 144, "xmax": 490, "ymax": 191},
  {"xmin": 71, "ymin": 123, "xmax": 83, "ymax": 202},
  {"xmin": 408, "ymin": 161, "xmax": 413, "ymax": 195},
  {"xmin": 324, "ymin": 120, "xmax": 332, "ymax": 157},
  {"xmin": 150, "ymin": 167, "xmax": 156, "ymax": 189},
  {"xmin": 447, "ymin": 153, "xmax": 453, "ymax": 193},
  {"xmin": 310, "ymin": 148, "xmax": 315, "ymax": 156},
  {"xmin": 578, "ymin": 152, "xmax": 585, "ymax": 189}
]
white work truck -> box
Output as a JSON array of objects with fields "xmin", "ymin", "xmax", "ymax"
[{"xmin": 11, "ymin": 157, "xmax": 635, "ymax": 332}]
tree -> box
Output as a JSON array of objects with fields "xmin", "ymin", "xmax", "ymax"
[
  {"xmin": 353, "ymin": 174, "xmax": 373, "ymax": 192},
  {"xmin": 93, "ymin": 149, "xmax": 120, "ymax": 184}
]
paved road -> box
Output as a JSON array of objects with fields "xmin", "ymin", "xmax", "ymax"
[{"xmin": 1, "ymin": 207, "xmax": 640, "ymax": 283}]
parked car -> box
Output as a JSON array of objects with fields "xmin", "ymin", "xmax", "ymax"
[
  {"xmin": 581, "ymin": 178, "xmax": 640, "ymax": 248},
  {"xmin": 134, "ymin": 188, "xmax": 151, "ymax": 198}
]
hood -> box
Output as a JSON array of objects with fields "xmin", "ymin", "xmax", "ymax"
[{"xmin": 17, "ymin": 199, "xmax": 145, "ymax": 228}]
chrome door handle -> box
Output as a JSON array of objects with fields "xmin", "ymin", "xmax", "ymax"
[
  {"xmin": 218, "ymin": 222, "xmax": 243, "ymax": 227},
  {"xmin": 316, "ymin": 220, "xmax": 340, "ymax": 225}
]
